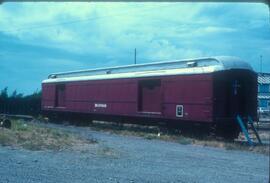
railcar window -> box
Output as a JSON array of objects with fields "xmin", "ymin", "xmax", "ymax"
[
  {"xmin": 55, "ymin": 84, "xmax": 66, "ymax": 107},
  {"xmin": 139, "ymin": 80, "xmax": 161, "ymax": 90}
]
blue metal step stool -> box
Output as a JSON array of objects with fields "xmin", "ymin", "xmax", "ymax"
[{"xmin": 236, "ymin": 115, "xmax": 262, "ymax": 146}]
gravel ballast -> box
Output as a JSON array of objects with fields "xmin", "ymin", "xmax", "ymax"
[{"xmin": 0, "ymin": 124, "xmax": 269, "ymax": 183}]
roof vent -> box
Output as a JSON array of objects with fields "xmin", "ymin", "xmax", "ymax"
[
  {"xmin": 187, "ymin": 61, "xmax": 197, "ymax": 67},
  {"xmin": 49, "ymin": 74, "xmax": 57, "ymax": 79},
  {"xmin": 106, "ymin": 70, "xmax": 111, "ymax": 74}
]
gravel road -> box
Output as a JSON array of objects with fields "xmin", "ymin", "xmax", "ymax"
[{"xmin": 0, "ymin": 123, "xmax": 269, "ymax": 183}]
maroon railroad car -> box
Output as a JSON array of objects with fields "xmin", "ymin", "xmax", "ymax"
[{"xmin": 42, "ymin": 56, "xmax": 257, "ymax": 138}]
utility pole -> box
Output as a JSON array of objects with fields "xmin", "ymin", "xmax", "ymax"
[
  {"xmin": 134, "ymin": 48, "xmax": 137, "ymax": 65},
  {"xmin": 260, "ymin": 55, "xmax": 262, "ymax": 73}
]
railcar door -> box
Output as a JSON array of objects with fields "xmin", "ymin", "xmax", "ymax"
[
  {"xmin": 55, "ymin": 84, "xmax": 66, "ymax": 107},
  {"xmin": 215, "ymin": 70, "xmax": 256, "ymax": 119},
  {"xmin": 229, "ymin": 70, "xmax": 257, "ymax": 118},
  {"xmin": 138, "ymin": 79, "xmax": 162, "ymax": 113},
  {"xmin": 230, "ymin": 79, "xmax": 246, "ymax": 117}
]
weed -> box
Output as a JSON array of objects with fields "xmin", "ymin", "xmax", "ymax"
[
  {"xmin": 89, "ymin": 121, "xmax": 269, "ymax": 155},
  {"xmin": 0, "ymin": 120, "xmax": 96, "ymax": 151}
]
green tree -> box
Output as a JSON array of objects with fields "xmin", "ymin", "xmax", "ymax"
[
  {"xmin": 11, "ymin": 90, "xmax": 23, "ymax": 98},
  {"xmin": 0, "ymin": 87, "xmax": 8, "ymax": 99}
]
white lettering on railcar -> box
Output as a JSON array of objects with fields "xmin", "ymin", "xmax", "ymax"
[{"xmin": 94, "ymin": 103, "xmax": 107, "ymax": 108}]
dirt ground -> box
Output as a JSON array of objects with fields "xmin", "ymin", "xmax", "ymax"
[{"xmin": 0, "ymin": 121, "xmax": 269, "ymax": 183}]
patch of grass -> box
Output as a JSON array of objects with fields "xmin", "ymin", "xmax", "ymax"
[
  {"xmin": 178, "ymin": 137, "xmax": 193, "ymax": 145},
  {"xmin": 0, "ymin": 120, "xmax": 96, "ymax": 151},
  {"xmin": 89, "ymin": 121, "xmax": 269, "ymax": 155},
  {"xmin": 97, "ymin": 145, "xmax": 118, "ymax": 158},
  {"xmin": 0, "ymin": 128, "xmax": 15, "ymax": 146},
  {"xmin": 189, "ymin": 138, "xmax": 269, "ymax": 155},
  {"xmin": 144, "ymin": 134, "xmax": 156, "ymax": 140}
]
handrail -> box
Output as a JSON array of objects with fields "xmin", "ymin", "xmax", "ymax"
[
  {"xmin": 236, "ymin": 115, "xmax": 253, "ymax": 146},
  {"xmin": 248, "ymin": 116, "xmax": 262, "ymax": 144}
]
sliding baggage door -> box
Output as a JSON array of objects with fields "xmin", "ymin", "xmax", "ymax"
[{"xmin": 138, "ymin": 80, "xmax": 161, "ymax": 113}]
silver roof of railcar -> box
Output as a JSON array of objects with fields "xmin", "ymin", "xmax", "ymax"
[{"xmin": 42, "ymin": 56, "xmax": 253, "ymax": 83}]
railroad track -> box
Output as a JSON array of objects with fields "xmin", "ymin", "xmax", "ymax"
[
  {"xmin": 0, "ymin": 114, "xmax": 34, "ymax": 121},
  {"xmin": 1, "ymin": 114, "xmax": 269, "ymax": 144}
]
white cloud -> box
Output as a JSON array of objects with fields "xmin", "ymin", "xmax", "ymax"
[
  {"xmin": 0, "ymin": 2, "xmax": 269, "ymax": 94},
  {"xmin": 0, "ymin": 2, "xmax": 269, "ymax": 67},
  {"xmin": 0, "ymin": 3, "xmax": 203, "ymax": 53}
]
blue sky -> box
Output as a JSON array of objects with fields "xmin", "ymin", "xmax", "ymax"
[{"xmin": 0, "ymin": 2, "xmax": 269, "ymax": 95}]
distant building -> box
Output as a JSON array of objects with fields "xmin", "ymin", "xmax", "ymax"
[{"xmin": 258, "ymin": 73, "xmax": 270, "ymax": 112}]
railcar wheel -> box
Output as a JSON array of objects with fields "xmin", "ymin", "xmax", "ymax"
[
  {"xmin": 0, "ymin": 119, "xmax": 11, "ymax": 129},
  {"xmin": 46, "ymin": 113, "xmax": 61, "ymax": 123},
  {"xmin": 217, "ymin": 124, "xmax": 240, "ymax": 141},
  {"xmin": 209, "ymin": 123, "xmax": 217, "ymax": 138}
]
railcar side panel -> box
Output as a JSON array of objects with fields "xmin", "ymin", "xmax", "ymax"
[
  {"xmin": 42, "ymin": 74, "xmax": 213, "ymax": 123},
  {"xmin": 65, "ymin": 79, "xmax": 138, "ymax": 115},
  {"xmin": 162, "ymin": 74, "xmax": 213, "ymax": 122}
]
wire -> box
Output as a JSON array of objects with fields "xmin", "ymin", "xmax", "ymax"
[{"xmin": 1, "ymin": 4, "xmax": 173, "ymax": 33}]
